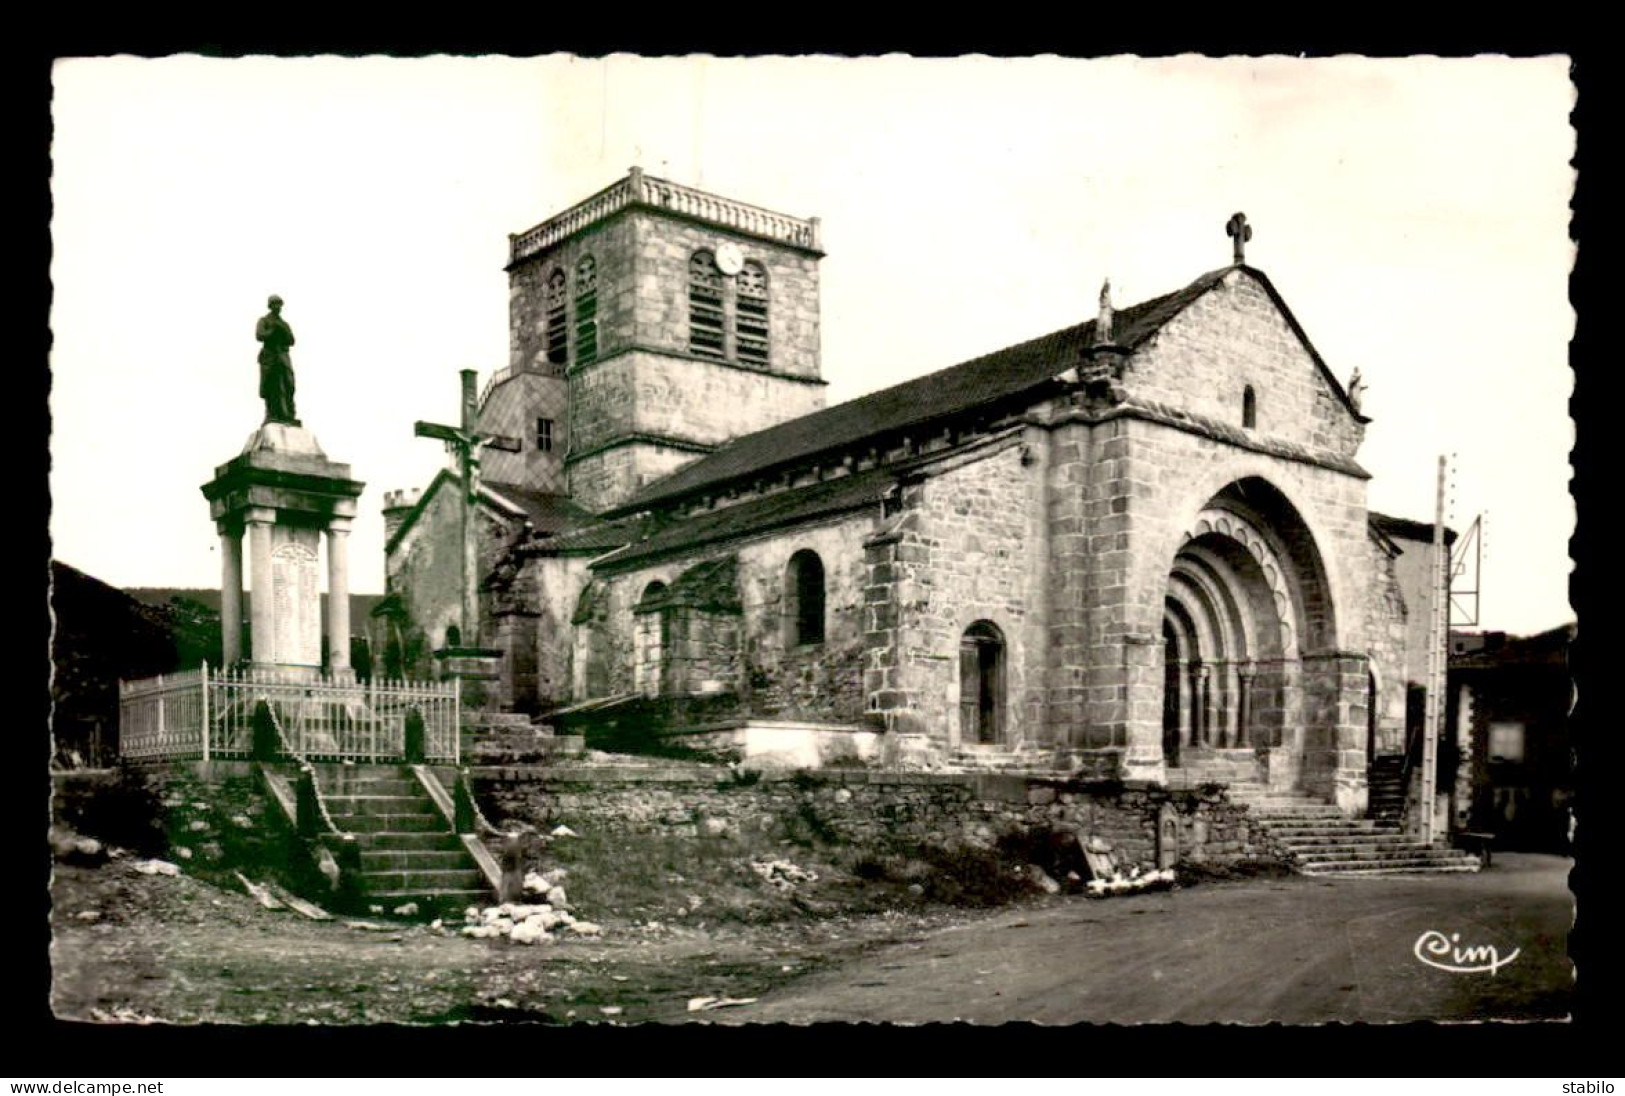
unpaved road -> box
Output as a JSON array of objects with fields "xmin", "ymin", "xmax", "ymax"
[{"xmin": 729, "ymin": 854, "xmax": 1573, "ymax": 1025}]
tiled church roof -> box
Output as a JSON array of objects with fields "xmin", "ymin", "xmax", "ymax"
[
  {"xmin": 610, "ymin": 264, "xmax": 1361, "ymax": 516},
  {"xmin": 605, "ymin": 269, "xmax": 1233, "ymax": 516},
  {"xmin": 595, "ymin": 464, "xmax": 905, "ymax": 570},
  {"xmin": 1369, "ymin": 511, "xmax": 1458, "ymax": 547}
]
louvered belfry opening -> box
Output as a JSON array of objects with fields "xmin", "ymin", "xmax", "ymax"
[
  {"xmin": 545, "ymin": 268, "xmax": 568, "ymax": 368},
  {"xmin": 736, "ymin": 261, "xmax": 770, "ymax": 367},
  {"xmin": 574, "ymin": 255, "xmax": 598, "ymax": 366},
  {"xmin": 688, "ymin": 251, "xmax": 726, "ymax": 360}
]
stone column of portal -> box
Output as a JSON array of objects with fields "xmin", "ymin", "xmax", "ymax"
[
  {"xmin": 1236, "ymin": 663, "xmax": 1255, "ymax": 748},
  {"xmin": 1183, "ymin": 656, "xmax": 1196, "ymax": 741},
  {"xmin": 326, "ymin": 517, "xmax": 351, "ymax": 674},
  {"xmin": 1196, "ymin": 664, "xmax": 1214, "ymax": 747},
  {"xmin": 245, "ymin": 507, "xmax": 276, "ymax": 665},
  {"xmin": 218, "ymin": 521, "xmax": 243, "ymax": 665}
]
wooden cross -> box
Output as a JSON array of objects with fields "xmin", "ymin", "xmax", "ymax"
[
  {"xmin": 414, "ymin": 368, "xmax": 521, "ymax": 647},
  {"xmin": 1226, "ymin": 212, "xmax": 1252, "ymax": 265}
]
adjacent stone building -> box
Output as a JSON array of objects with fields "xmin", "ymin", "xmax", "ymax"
[{"xmin": 379, "ymin": 169, "xmax": 1451, "ymax": 813}]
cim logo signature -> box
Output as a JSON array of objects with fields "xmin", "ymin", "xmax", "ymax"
[{"xmin": 1413, "ymin": 929, "xmax": 1520, "ymax": 975}]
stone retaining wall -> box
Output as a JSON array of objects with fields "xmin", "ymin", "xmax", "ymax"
[{"xmin": 476, "ymin": 764, "xmax": 1280, "ymax": 871}]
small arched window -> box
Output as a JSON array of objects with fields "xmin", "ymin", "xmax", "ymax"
[
  {"xmin": 444, "ymin": 624, "xmax": 462, "ymax": 648},
  {"xmin": 784, "ymin": 550, "xmax": 826, "ymax": 647},
  {"xmin": 545, "ymin": 268, "xmax": 568, "ymax": 368},
  {"xmin": 736, "ymin": 261, "xmax": 769, "ymax": 367},
  {"xmin": 574, "ymin": 255, "xmax": 598, "ymax": 366},
  {"xmin": 1242, "ymin": 385, "xmax": 1258, "ymax": 429},
  {"xmin": 688, "ymin": 251, "xmax": 726, "ymax": 360}
]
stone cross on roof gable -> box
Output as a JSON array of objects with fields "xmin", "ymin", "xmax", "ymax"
[{"xmin": 1226, "ymin": 212, "xmax": 1253, "ymax": 265}]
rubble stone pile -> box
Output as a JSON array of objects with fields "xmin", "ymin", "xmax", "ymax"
[{"xmin": 452, "ymin": 867, "xmax": 602, "ymax": 944}]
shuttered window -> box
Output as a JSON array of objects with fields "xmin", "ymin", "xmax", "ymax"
[
  {"xmin": 736, "ymin": 261, "xmax": 770, "ymax": 367},
  {"xmin": 688, "ymin": 251, "xmax": 726, "ymax": 360},
  {"xmin": 574, "ymin": 255, "xmax": 598, "ymax": 366}
]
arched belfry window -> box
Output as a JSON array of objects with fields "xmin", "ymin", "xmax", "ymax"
[
  {"xmin": 784, "ymin": 550, "xmax": 826, "ymax": 647},
  {"xmin": 1242, "ymin": 385, "xmax": 1258, "ymax": 429},
  {"xmin": 574, "ymin": 255, "xmax": 598, "ymax": 366},
  {"xmin": 545, "ymin": 268, "xmax": 568, "ymax": 368},
  {"xmin": 736, "ymin": 261, "xmax": 770, "ymax": 367},
  {"xmin": 688, "ymin": 251, "xmax": 726, "ymax": 360}
]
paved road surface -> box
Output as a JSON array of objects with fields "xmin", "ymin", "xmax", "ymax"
[{"xmin": 736, "ymin": 854, "xmax": 1573, "ymax": 1025}]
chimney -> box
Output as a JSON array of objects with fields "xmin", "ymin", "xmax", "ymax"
[{"xmin": 382, "ymin": 487, "xmax": 423, "ymax": 543}]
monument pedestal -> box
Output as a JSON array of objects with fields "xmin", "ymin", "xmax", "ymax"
[{"xmin": 202, "ymin": 424, "xmax": 365, "ymax": 676}]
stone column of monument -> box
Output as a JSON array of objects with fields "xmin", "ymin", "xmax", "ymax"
[
  {"xmin": 218, "ymin": 519, "xmax": 244, "ymax": 664},
  {"xmin": 326, "ymin": 517, "xmax": 352, "ymax": 675}
]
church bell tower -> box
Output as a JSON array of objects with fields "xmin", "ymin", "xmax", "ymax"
[{"xmin": 490, "ymin": 167, "xmax": 828, "ymax": 512}]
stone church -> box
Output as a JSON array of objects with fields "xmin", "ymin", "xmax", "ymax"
[{"xmin": 375, "ymin": 168, "xmax": 1446, "ymax": 813}]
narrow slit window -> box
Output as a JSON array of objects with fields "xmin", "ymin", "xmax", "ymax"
[
  {"xmin": 1242, "ymin": 385, "xmax": 1258, "ymax": 429},
  {"xmin": 545, "ymin": 268, "xmax": 568, "ymax": 368},
  {"xmin": 736, "ymin": 261, "xmax": 770, "ymax": 367},
  {"xmin": 574, "ymin": 255, "xmax": 598, "ymax": 366},
  {"xmin": 688, "ymin": 251, "xmax": 726, "ymax": 360}
]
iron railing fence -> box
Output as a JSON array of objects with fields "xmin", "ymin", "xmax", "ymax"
[{"xmin": 118, "ymin": 663, "xmax": 460, "ymax": 764}]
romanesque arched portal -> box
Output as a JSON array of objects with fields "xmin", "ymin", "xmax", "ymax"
[{"xmin": 1159, "ymin": 478, "xmax": 1354, "ymax": 800}]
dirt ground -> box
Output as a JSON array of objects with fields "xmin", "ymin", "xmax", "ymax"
[
  {"xmin": 47, "ymin": 854, "xmax": 981, "ymax": 1025},
  {"xmin": 738, "ymin": 853, "xmax": 1576, "ymax": 1025},
  {"xmin": 48, "ymin": 852, "xmax": 1573, "ymax": 1026}
]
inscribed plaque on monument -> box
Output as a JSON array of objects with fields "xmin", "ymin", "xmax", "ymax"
[{"xmin": 270, "ymin": 527, "xmax": 322, "ymax": 665}]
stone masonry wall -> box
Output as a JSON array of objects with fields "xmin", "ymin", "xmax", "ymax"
[
  {"xmin": 883, "ymin": 438, "xmax": 1045, "ymax": 751},
  {"xmin": 567, "ymin": 442, "xmax": 702, "ymax": 517},
  {"xmin": 587, "ymin": 513, "xmax": 875, "ymax": 723},
  {"xmin": 1129, "ymin": 269, "xmax": 1365, "ymax": 462},
  {"xmin": 383, "ymin": 482, "xmax": 516, "ymax": 680},
  {"xmin": 477, "ymin": 765, "xmax": 1281, "ymax": 873},
  {"xmin": 1364, "ymin": 535, "xmax": 1410, "ymax": 755}
]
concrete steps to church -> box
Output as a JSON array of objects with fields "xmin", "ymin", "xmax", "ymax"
[
  {"xmin": 1248, "ymin": 797, "xmax": 1481, "ymax": 876},
  {"xmin": 314, "ymin": 763, "xmax": 495, "ymax": 912}
]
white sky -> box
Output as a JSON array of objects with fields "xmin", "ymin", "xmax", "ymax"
[{"xmin": 48, "ymin": 55, "xmax": 1575, "ymax": 635}]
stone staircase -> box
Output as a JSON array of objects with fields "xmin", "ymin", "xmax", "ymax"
[
  {"xmin": 313, "ymin": 763, "xmax": 494, "ymax": 911},
  {"xmin": 1230, "ymin": 785, "xmax": 1481, "ymax": 876},
  {"xmin": 464, "ymin": 712, "xmax": 585, "ymax": 765}
]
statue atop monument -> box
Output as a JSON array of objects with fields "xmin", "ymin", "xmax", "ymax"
[{"xmin": 256, "ymin": 295, "xmax": 299, "ymax": 426}]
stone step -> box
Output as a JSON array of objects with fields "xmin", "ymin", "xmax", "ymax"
[
  {"xmin": 1277, "ymin": 836, "xmax": 1433, "ymax": 852},
  {"xmin": 1300, "ymin": 858, "xmax": 1481, "ymax": 876},
  {"xmin": 1244, "ymin": 805, "xmax": 1347, "ymax": 817},
  {"xmin": 323, "ymin": 794, "xmax": 437, "ymax": 817},
  {"xmin": 1293, "ymin": 845, "xmax": 1475, "ymax": 862},
  {"xmin": 1260, "ymin": 819, "xmax": 1400, "ymax": 833},
  {"xmin": 365, "ymin": 888, "xmax": 491, "ymax": 911},
  {"xmin": 359, "ymin": 849, "xmax": 473, "ymax": 871},
  {"xmin": 329, "ymin": 813, "xmax": 448, "ymax": 834},
  {"xmin": 318, "ymin": 778, "xmax": 423, "ymax": 797},
  {"xmin": 364, "ymin": 832, "xmax": 467, "ymax": 852},
  {"xmin": 361, "ymin": 868, "xmax": 488, "ymax": 893}
]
